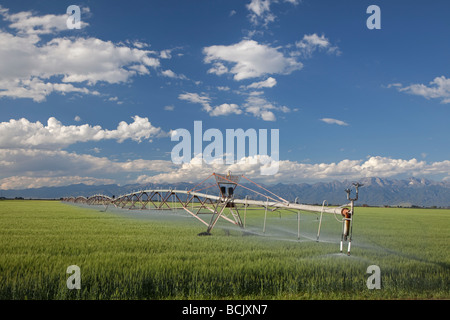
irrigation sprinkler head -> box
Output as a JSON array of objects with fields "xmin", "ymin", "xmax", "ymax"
[
  {"xmin": 345, "ymin": 183, "xmax": 363, "ymax": 202},
  {"xmin": 353, "ymin": 182, "xmax": 364, "ymax": 195},
  {"xmin": 345, "ymin": 188, "xmax": 351, "ymax": 196}
]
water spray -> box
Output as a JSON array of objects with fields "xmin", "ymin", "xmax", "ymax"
[{"xmin": 62, "ymin": 173, "xmax": 363, "ymax": 255}]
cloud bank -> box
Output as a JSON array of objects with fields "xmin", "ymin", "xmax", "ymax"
[
  {"xmin": 0, "ymin": 6, "xmax": 162, "ymax": 102},
  {"xmin": 0, "ymin": 116, "xmax": 166, "ymax": 149},
  {"xmin": 135, "ymin": 155, "xmax": 450, "ymax": 185}
]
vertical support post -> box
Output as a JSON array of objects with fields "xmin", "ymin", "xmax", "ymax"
[
  {"xmin": 316, "ymin": 200, "xmax": 327, "ymax": 241},
  {"xmin": 347, "ymin": 200, "xmax": 354, "ymax": 256},
  {"xmin": 295, "ymin": 197, "xmax": 300, "ymax": 240},
  {"xmin": 263, "ymin": 197, "xmax": 268, "ymax": 234},
  {"xmin": 244, "ymin": 195, "xmax": 248, "ymax": 228},
  {"xmin": 340, "ymin": 211, "xmax": 346, "ymax": 253}
]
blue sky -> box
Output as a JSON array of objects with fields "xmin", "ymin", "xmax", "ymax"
[{"xmin": 1, "ymin": 0, "xmax": 450, "ymax": 189}]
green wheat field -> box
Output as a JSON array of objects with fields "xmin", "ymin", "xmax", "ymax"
[{"xmin": 0, "ymin": 200, "xmax": 448, "ymax": 300}]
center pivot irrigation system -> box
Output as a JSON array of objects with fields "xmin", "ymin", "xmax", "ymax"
[{"xmin": 63, "ymin": 172, "xmax": 363, "ymax": 255}]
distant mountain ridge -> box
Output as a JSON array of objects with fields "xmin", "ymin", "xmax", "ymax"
[{"xmin": 1, "ymin": 177, "xmax": 450, "ymax": 208}]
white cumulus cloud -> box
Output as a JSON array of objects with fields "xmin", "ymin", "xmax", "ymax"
[
  {"xmin": 244, "ymin": 95, "xmax": 290, "ymax": 121},
  {"xmin": 320, "ymin": 118, "xmax": 349, "ymax": 126},
  {"xmin": 246, "ymin": 0, "xmax": 299, "ymax": 27},
  {"xmin": 247, "ymin": 77, "xmax": 277, "ymax": 89},
  {"xmin": 203, "ymin": 39, "xmax": 303, "ymax": 81},
  {"xmin": 0, "ymin": 6, "xmax": 162, "ymax": 102},
  {"xmin": 178, "ymin": 92, "xmax": 242, "ymax": 117},
  {"xmin": 0, "ymin": 5, "xmax": 89, "ymax": 35},
  {"xmin": 0, "ymin": 116, "xmax": 166, "ymax": 149},
  {"xmin": 295, "ymin": 33, "xmax": 341, "ymax": 58},
  {"xmin": 390, "ymin": 76, "xmax": 450, "ymax": 104},
  {"xmin": 209, "ymin": 103, "xmax": 243, "ymax": 117}
]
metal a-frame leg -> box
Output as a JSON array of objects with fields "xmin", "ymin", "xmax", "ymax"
[
  {"xmin": 228, "ymin": 206, "xmax": 243, "ymax": 228},
  {"xmin": 207, "ymin": 200, "xmax": 229, "ymax": 233},
  {"xmin": 198, "ymin": 198, "xmax": 232, "ymax": 236}
]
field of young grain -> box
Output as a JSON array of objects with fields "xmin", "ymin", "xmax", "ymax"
[{"xmin": 0, "ymin": 200, "xmax": 448, "ymax": 299}]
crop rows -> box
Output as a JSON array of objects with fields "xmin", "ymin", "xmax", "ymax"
[{"xmin": 0, "ymin": 200, "xmax": 448, "ymax": 299}]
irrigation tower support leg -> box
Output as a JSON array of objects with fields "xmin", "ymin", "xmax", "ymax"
[
  {"xmin": 295, "ymin": 197, "xmax": 300, "ymax": 240},
  {"xmin": 229, "ymin": 207, "xmax": 243, "ymax": 228},
  {"xmin": 244, "ymin": 196, "xmax": 248, "ymax": 228},
  {"xmin": 204, "ymin": 200, "xmax": 228, "ymax": 234},
  {"xmin": 317, "ymin": 200, "xmax": 327, "ymax": 242},
  {"xmin": 347, "ymin": 200, "xmax": 354, "ymax": 256},
  {"xmin": 263, "ymin": 198, "xmax": 268, "ymax": 234}
]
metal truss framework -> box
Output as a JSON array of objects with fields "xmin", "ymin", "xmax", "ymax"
[{"xmin": 62, "ymin": 172, "xmax": 362, "ymax": 255}]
